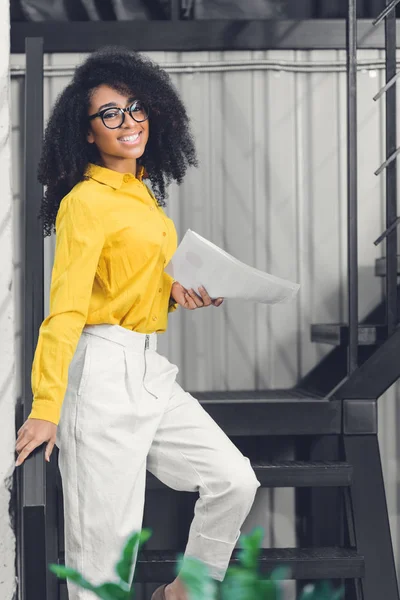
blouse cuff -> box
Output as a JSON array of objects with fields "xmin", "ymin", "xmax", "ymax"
[{"xmin": 28, "ymin": 400, "xmax": 61, "ymax": 425}]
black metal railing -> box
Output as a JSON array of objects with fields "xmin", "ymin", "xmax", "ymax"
[
  {"xmin": 347, "ymin": 0, "xmax": 359, "ymax": 374},
  {"xmin": 373, "ymin": 0, "xmax": 400, "ymax": 336},
  {"xmin": 19, "ymin": 36, "xmax": 60, "ymax": 600}
]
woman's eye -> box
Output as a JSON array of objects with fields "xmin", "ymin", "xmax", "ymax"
[{"xmin": 103, "ymin": 109, "xmax": 119, "ymax": 119}]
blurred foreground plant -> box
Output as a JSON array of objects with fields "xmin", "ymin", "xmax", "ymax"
[{"xmin": 50, "ymin": 528, "xmax": 344, "ymax": 600}]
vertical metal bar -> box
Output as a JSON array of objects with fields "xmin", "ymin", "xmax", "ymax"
[
  {"xmin": 170, "ymin": 0, "xmax": 180, "ymax": 20},
  {"xmin": 385, "ymin": 1, "xmax": 398, "ymax": 334},
  {"xmin": 347, "ymin": 0, "xmax": 359, "ymax": 373},
  {"xmin": 23, "ymin": 36, "xmax": 45, "ymax": 509},
  {"xmin": 22, "ymin": 37, "xmax": 47, "ymax": 600}
]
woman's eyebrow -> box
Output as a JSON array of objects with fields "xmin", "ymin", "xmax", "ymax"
[
  {"xmin": 98, "ymin": 98, "xmax": 136, "ymax": 111},
  {"xmin": 98, "ymin": 101, "xmax": 118, "ymax": 111}
]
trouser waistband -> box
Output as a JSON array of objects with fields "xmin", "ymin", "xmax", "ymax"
[{"xmin": 83, "ymin": 324, "xmax": 157, "ymax": 352}]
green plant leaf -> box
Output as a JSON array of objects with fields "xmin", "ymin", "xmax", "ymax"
[
  {"xmin": 177, "ymin": 555, "xmax": 217, "ymax": 600},
  {"xmin": 221, "ymin": 568, "xmax": 259, "ymax": 600},
  {"xmin": 270, "ymin": 566, "xmax": 291, "ymax": 582},
  {"xmin": 298, "ymin": 582, "xmax": 344, "ymax": 600},
  {"xmin": 49, "ymin": 564, "xmax": 96, "ymax": 592},
  {"xmin": 236, "ymin": 528, "xmax": 264, "ymax": 571},
  {"xmin": 115, "ymin": 529, "xmax": 152, "ymax": 584},
  {"xmin": 94, "ymin": 582, "xmax": 130, "ymax": 600},
  {"xmin": 257, "ymin": 578, "xmax": 280, "ymax": 600}
]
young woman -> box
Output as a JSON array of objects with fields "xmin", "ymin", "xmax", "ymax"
[{"xmin": 15, "ymin": 47, "xmax": 259, "ymax": 600}]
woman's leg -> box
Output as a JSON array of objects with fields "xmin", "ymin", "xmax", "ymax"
[
  {"xmin": 147, "ymin": 377, "xmax": 260, "ymax": 585},
  {"xmin": 57, "ymin": 331, "xmax": 167, "ymax": 600}
]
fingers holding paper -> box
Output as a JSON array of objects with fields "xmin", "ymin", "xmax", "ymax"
[{"xmin": 171, "ymin": 281, "xmax": 223, "ymax": 310}]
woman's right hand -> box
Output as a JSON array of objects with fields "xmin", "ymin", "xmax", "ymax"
[{"xmin": 15, "ymin": 418, "xmax": 57, "ymax": 467}]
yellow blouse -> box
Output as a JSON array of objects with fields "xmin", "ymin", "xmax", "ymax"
[{"xmin": 29, "ymin": 163, "xmax": 178, "ymax": 425}]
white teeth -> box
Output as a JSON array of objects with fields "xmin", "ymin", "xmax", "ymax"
[{"xmin": 119, "ymin": 133, "xmax": 140, "ymax": 142}]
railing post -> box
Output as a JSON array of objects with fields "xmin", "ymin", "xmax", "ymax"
[
  {"xmin": 384, "ymin": 1, "xmax": 398, "ymax": 334},
  {"xmin": 171, "ymin": 0, "xmax": 180, "ymax": 20},
  {"xmin": 347, "ymin": 0, "xmax": 359, "ymax": 373},
  {"xmin": 20, "ymin": 36, "xmax": 59, "ymax": 600}
]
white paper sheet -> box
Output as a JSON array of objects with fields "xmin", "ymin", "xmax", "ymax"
[{"xmin": 165, "ymin": 229, "xmax": 300, "ymax": 304}]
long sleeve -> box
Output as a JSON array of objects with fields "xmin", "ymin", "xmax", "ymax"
[{"xmin": 29, "ymin": 194, "xmax": 105, "ymax": 425}]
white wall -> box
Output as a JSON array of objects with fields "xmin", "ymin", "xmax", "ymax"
[
  {"xmin": 1, "ymin": 2, "xmax": 16, "ymax": 599},
  {"xmin": 8, "ymin": 48, "xmax": 400, "ymax": 590}
]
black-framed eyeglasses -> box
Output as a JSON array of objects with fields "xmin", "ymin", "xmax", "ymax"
[{"xmin": 88, "ymin": 100, "xmax": 149, "ymax": 130}]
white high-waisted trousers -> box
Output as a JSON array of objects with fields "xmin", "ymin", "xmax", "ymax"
[{"xmin": 57, "ymin": 324, "xmax": 260, "ymax": 599}]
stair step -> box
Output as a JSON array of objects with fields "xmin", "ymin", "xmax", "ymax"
[
  {"xmin": 375, "ymin": 255, "xmax": 400, "ymax": 277},
  {"xmin": 311, "ymin": 323, "xmax": 386, "ymax": 346},
  {"xmin": 146, "ymin": 461, "xmax": 353, "ymax": 490},
  {"xmin": 58, "ymin": 547, "xmax": 364, "ymax": 582},
  {"xmin": 133, "ymin": 547, "xmax": 364, "ymax": 582},
  {"xmin": 193, "ymin": 389, "xmax": 341, "ymax": 436}
]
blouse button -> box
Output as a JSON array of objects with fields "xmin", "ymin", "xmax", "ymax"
[
  {"xmin": 123, "ymin": 174, "xmax": 130, "ymax": 183},
  {"xmin": 159, "ymin": 288, "xmax": 162, "ymax": 293},
  {"xmin": 149, "ymin": 206, "xmax": 155, "ymax": 211},
  {"xmin": 152, "ymin": 316, "xmax": 157, "ymax": 322},
  {"xmin": 162, "ymin": 232, "xmax": 166, "ymax": 237}
]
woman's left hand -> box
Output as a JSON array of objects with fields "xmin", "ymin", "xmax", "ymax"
[{"xmin": 171, "ymin": 282, "xmax": 224, "ymax": 310}]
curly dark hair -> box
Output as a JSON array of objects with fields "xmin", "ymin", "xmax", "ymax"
[{"xmin": 38, "ymin": 46, "xmax": 198, "ymax": 237}]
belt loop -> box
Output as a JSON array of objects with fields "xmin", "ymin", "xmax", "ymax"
[{"xmin": 145, "ymin": 335, "xmax": 150, "ymax": 350}]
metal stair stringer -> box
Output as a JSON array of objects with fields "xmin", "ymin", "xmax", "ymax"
[
  {"xmin": 332, "ymin": 323, "xmax": 400, "ymax": 400},
  {"xmin": 322, "ymin": 325, "xmax": 400, "ymax": 600}
]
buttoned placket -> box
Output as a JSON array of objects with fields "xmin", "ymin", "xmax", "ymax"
[{"xmin": 143, "ymin": 194, "xmax": 170, "ymax": 326}]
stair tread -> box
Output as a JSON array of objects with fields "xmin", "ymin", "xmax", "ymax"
[
  {"xmin": 311, "ymin": 323, "xmax": 386, "ymax": 346},
  {"xmin": 133, "ymin": 547, "xmax": 364, "ymax": 581},
  {"xmin": 59, "ymin": 547, "xmax": 364, "ymax": 581},
  {"xmin": 190, "ymin": 390, "xmax": 341, "ymax": 436},
  {"xmin": 252, "ymin": 460, "xmax": 350, "ymax": 468},
  {"xmin": 147, "ymin": 461, "xmax": 353, "ymax": 489},
  {"xmin": 375, "ymin": 255, "xmax": 400, "ymax": 276},
  {"xmin": 139, "ymin": 546, "xmax": 361, "ymax": 562},
  {"xmin": 194, "ymin": 388, "xmax": 325, "ymax": 403}
]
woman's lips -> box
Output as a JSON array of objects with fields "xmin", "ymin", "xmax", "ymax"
[{"xmin": 118, "ymin": 131, "xmax": 142, "ymax": 145}]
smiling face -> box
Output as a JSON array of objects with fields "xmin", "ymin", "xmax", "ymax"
[{"xmin": 87, "ymin": 84, "xmax": 150, "ymax": 175}]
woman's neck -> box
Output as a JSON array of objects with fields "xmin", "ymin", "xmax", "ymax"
[{"xmin": 99, "ymin": 155, "xmax": 137, "ymax": 175}]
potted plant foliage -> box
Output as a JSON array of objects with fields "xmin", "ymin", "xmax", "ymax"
[{"xmin": 50, "ymin": 528, "xmax": 344, "ymax": 600}]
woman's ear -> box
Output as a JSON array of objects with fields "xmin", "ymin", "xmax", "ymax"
[{"xmin": 87, "ymin": 129, "xmax": 95, "ymax": 144}]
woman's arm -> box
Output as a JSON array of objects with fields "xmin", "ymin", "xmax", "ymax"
[{"xmin": 16, "ymin": 194, "xmax": 105, "ymax": 466}]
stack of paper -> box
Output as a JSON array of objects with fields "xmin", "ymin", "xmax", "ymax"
[{"xmin": 165, "ymin": 229, "xmax": 299, "ymax": 304}]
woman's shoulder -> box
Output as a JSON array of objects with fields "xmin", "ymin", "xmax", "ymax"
[{"xmin": 56, "ymin": 180, "xmax": 104, "ymax": 226}]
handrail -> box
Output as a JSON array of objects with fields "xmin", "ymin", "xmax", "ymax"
[
  {"xmin": 384, "ymin": 4, "xmax": 399, "ymax": 334},
  {"xmin": 373, "ymin": 0, "xmax": 400, "ymax": 26},
  {"xmin": 373, "ymin": 217, "xmax": 400, "ymax": 246},
  {"xmin": 373, "ymin": 69, "xmax": 400, "ymax": 101},
  {"xmin": 374, "ymin": 145, "xmax": 400, "ymax": 175},
  {"xmin": 372, "ymin": 1, "xmax": 399, "ymax": 335}
]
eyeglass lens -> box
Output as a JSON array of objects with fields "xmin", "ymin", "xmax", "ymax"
[{"xmin": 102, "ymin": 101, "xmax": 149, "ymax": 129}]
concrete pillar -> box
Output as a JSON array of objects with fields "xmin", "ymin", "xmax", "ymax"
[{"xmin": 0, "ymin": 1, "xmax": 16, "ymax": 598}]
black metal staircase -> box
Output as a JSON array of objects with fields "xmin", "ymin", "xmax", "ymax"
[{"xmin": 17, "ymin": 2, "xmax": 400, "ymax": 600}]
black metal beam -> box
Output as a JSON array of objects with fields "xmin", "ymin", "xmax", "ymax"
[
  {"xmin": 332, "ymin": 325, "xmax": 400, "ymax": 399},
  {"xmin": 347, "ymin": 0, "xmax": 359, "ymax": 374},
  {"xmin": 21, "ymin": 37, "xmax": 60, "ymax": 600},
  {"xmin": 343, "ymin": 435, "xmax": 399, "ymax": 600},
  {"xmin": 23, "ymin": 36, "xmax": 45, "ymax": 507},
  {"xmin": 10, "ymin": 19, "xmax": 400, "ymax": 53}
]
